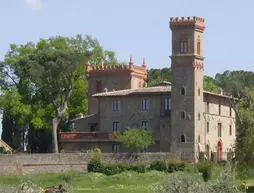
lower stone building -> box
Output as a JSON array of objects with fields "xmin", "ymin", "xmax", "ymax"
[{"xmin": 59, "ymin": 16, "xmax": 236, "ymax": 162}]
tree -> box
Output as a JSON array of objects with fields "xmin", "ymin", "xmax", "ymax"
[
  {"xmin": 1, "ymin": 34, "xmax": 118, "ymax": 153},
  {"xmin": 109, "ymin": 127, "xmax": 154, "ymax": 153},
  {"xmin": 214, "ymin": 70, "xmax": 254, "ymax": 177},
  {"xmin": 203, "ymin": 75, "xmax": 219, "ymax": 93}
]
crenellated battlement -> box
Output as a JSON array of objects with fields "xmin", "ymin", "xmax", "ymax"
[
  {"xmin": 170, "ymin": 16, "xmax": 205, "ymax": 23},
  {"xmin": 170, "ymin": 16, "xmax": 205, "ymax": 31},
  {"xmin": 86, "ymin": 56, "xmax": 147, "ymax": 79}
]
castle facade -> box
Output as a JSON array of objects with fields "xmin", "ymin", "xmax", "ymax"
[{"xmin": 59, "ymin": 16, "xmax": 236, "ymax": 162}]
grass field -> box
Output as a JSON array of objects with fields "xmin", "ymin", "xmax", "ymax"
[
  {"xmin": 1, "ymin": 169, "xmax": 254, "ymax": 192},
  {"xmin": 0, "ymin": 171, "xmax": 166, "ymax": 193}
]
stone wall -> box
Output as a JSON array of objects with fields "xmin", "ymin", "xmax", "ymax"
[{"xmin": 0, "ymin": 152, "xmax": 184, "ymax": 175}]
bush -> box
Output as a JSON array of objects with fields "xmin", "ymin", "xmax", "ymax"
[
  {"xmin": 87, "ymin": 159, "xmax": 104, "ymax": 173},
  {"xmin": 161, "ymin": 170, "xmax": 243, "ymax": 193},
  {"xmin": 150, "ymin": 160, "xmax": 167, "ymax": 172},
  {"xmin": 198, "ymin": 151, "xmax": 206, "ymax": 162},
  {"xmin": 211, "ymin": 151, "xmax": 215, "ymax": 163},
  {"xmin": 174, "ymin": 162, "xmax": 186, "ymax": 172},
  {"xmin": 196, "ymin": 162, "xmax": 212, "ymax": 173},
  {"xmin": 167, "ymin": 162, "xmax": 186, "ymax": 173},
  {"xmin": 202, "ymin": 167, "xmax": 212, "ymax": 182},
  {"xmin": 128, "ymin": 164, "xmax": 147, "ymax": 173}
]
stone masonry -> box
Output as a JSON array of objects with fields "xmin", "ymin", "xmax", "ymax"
[{"xmin": 59, "ymin": 16, "xmax": 236, "ymax": 163}]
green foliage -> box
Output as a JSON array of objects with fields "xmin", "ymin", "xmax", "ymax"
[
  {"xmin": 0, "ymin": 34, "xmax": 118, "ymax": 152},
  {"xmin": 150, "ymin": 160, "xmax": 167, "ymax": 172},
  {"xmin": 147, "ymin": 68, "xmax": 171, "ymax": 86},
  {"xmin": 198, "ymin": 151, "xmax": 205, "ymax": 162},
  {"xmin": 88, "ymin": 162, "xmax": 147, "ymax": 175},
  {"xmin": 109, "ymin": 127, "xmax": 154, "ymax": 153},
  {"xmin": 87, "ymin": 148, "xmax": 104, "ymax": 173},
  {"xmin": 161, "ymin": 170, "xmax": 243, "ymax": 193},
  {"xmin": 203, "ymin": 75, "xmax": 219, "ymax": 93},
  {"xmin": 202, "ymin": 167, "xmax": 212, "ymax": 182},
  {"xmin": 167, "ymin": 162, "xmax": 186, "ymax": 173},
  {"xmin": 196, "ymin": 162, "xmax": 213, "ymax": 173},
  {"xmin": 211, "ymin": 151, "xmax": 216, "ymax": 163}
]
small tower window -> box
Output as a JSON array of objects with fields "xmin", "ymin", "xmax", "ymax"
[
  {"xmin": 181, "ymin": 111, "xmax": 186, "ymax": 119},
  {"xmin": 181, "ymin": 87, "xmax": 186, "ymax": 95},
  {"xmin": 198, "ymin": 113, "xmax": 201, "ymax": 120},
  {"xmin": 180, "ymin": 40, "xmax": 188, "ymax": 54},
  {"xmin": 198, "ymin": 135, "xmax": 201, "ymax": 143},
  {"xmin": 181, "ymin": 135, "xmax": 186, "ymax": 143}
]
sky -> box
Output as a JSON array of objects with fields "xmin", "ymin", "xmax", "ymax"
[{"xmin": 0, "ymin": 0, "xmax": 254, "ymax": 136}]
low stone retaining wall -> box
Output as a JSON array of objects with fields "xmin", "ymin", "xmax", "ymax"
[{"xmin": 0, "ymin": 152, "xmax": 186, "ymax": 175}]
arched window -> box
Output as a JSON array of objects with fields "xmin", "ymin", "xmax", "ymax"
[
  {"xmin": 181, "ymin": 111, "xmax": 186, "ymax": 119},
  {"xmin": 197, "ymin": 36, "xmax": 201, "ymax": 55},
  {"xmin": 181, "ymin": 135, "xmax": 186, "ymax": 143},
  {"xmin": 180, "ymin": 36, "xmax": 188, "ymax": 54},
  {"xmin": 181, "ymin": 87, "xmax": 186, "ymax": 95}
]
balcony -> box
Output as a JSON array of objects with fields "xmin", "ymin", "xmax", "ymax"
[{"xmin": 59, "ymin": 132, "xmax": 113, "ymax": 142}]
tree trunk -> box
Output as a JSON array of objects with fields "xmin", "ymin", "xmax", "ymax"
[{"xmin": 52, "ymin": 117, "xmax": 61, "ymax": 153}]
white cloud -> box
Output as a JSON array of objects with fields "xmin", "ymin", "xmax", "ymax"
[{"xmin": 25, "ymin": 0, "xmax": 43, "ymax": 11}]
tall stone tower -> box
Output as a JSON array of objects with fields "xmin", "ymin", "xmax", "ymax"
[
  {"xmin": 86, "ymin": 57, "xmax": 147, "ymax": 114},
  {"xmin": 169, "ymin": 17, "xmax": 206, "ymax": 161}
]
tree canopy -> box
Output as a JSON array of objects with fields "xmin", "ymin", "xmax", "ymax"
[{"xmin": 0, "ymin": 35, "xmax": 118, "ymax": 153}]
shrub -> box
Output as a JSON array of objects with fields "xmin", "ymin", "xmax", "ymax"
[
  {"xmin": 161, "ymin": 170, "xmax": 243, "ymax": 193},
  {"xmin": 150, "ymin": 160, "xmax": 167, "ymax": 172},
  {"xmin": 174, "ymin": 162, "xmax": 186, "ymax": 171},
  {"xmin": 211, "ymin": 151, "xmax": 215, "ymax": 163},
  {"xmin": 202, "ymin": 167, "xmax": 212, "ymax": 182},
  {"xmin": 196, "ymin": 162, "xmax": 212, "ymax": 173},
  {"xmin": 87, "ymin": 159, "xmax": 104, "ymax": 173},
  {"xmin": 198, "ymin": 151, "xmax": 205, "ymax": 162},
  {"xmin": 128, "ymin": 164, "xmax": 147, "ymax": 173},
  {"xmin": 103, "ymin": 165, "xmax": 123, "ymax": 176},
  {"xmin": 166, "ymin": 162, "xmax": 186, "ymax": 173}
]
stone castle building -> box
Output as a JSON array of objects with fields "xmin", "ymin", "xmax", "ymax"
[{"xmin": 59, "ymin": 16, "xmax": 236, "ymax": 161}]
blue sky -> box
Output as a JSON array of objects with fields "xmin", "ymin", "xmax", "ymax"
[{"xmin": 0, "ymin": 0, "xmax": 253, "ymax": 135}]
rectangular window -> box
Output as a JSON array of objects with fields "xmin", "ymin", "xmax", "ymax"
[
  {"xmin": 96, "ymin": 80, "xmax": 102, "ymax": 93},
  {"xmin": 112, "ymin": 144, "xmax": 120, "ymax": 153},
  {"xmin": 205, "ymin": 102, "xmax": 209, "ymax": 113},
  {"xmin": 132, "ymin": 124, "xmax": 139, "ymax": 128},
  {"xmin": 229, "ymin": 125, "xmax": 232, "ymax": 136},
  {"xmin": 141, "ymin": 99, "xmax": 149, "ymax": 111},
  {"xmin": 112, "ymin": 100, "xmax": 120, "ymax": 111},
  {"xmin": 219, "ymin": 104, "xmax": 221, "ymax": 115},
  {"xmin": 112, "ymin": 122, "xmax": 120, "ymax": 132},
  {"xmin": 229, "ymin": 107, "xmax": 232, "ymax": 117},
  {"xmin": 218, "ymin": 123, "xmax": 222, "ymax": 137},
  {"xmin": 206, "ymin": 122, "xmax": 209, "ymax": 133},
  {"xmin": 141, "ymin": 121, "xmax": 149, "ymax": 129},
  {"xmin": 164, "ymin": 97, "xmax": 171, "ymax": 110}
]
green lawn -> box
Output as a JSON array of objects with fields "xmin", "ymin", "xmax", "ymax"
[
  {"xmin": 1, "ymin": 168, "xmax": 254, "ymax": 193},
  {"xmin": 0, "ymin": 171, "xmax": 166, "ymax": 193}
]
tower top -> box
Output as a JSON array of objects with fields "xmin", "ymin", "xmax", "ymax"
[{"xmin": 169, "ymin": 16, "xmax": 205, "ymax": 31}]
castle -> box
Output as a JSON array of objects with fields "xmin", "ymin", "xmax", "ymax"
[{"xmin": 59, "ymin": 16, "xmax": 236, "ymax": 162}]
